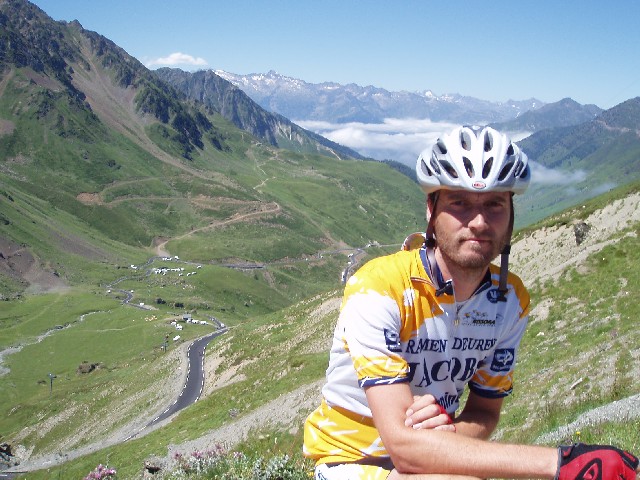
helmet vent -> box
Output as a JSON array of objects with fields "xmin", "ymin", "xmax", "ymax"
[
  {"xmin": 506, "ymin": 144, "xmax": 515, "ymax": 156},
  {"xmin": 498, "ymin": 161, "xmax": 515, "ymax": 181},
  {"xmin": 421, "ymin": 158, "xmax": 433, "ymax": 176},
  {"xmin": 435, "ymin": 139, "xmax": 447, "ymax": 155},
  {"xmin": 484, "ymin": 131, "xmax": 493, "ymax": 152},
  {"xmin": 440, "ymin": 160, "xmax": 459, "ymax": 179},
  {"xmin": 429, "ymin": 153, "xmax": 442, "ymax": 174},
  {"xmin": 482, "ymin": 157, "xmax": 494, "ymax": 179},
  {"xmin": 513, "ymin": 160, "xmax": 524, "ymax": 177},
  {"xmin": 462, "ymin": 157, "xmax": 474, "ymax": 177},
  {"xmin": 460, "ymin": 130, "xmax": 472, "ymax": 151}
]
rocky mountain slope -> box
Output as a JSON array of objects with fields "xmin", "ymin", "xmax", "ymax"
[
  {"xmin": 490, "ymin": 97, "xmax": 602, "ymax": 133},
  {"xmin": 153, "ymin": 68, "xmax": 365, "ymax": 159}
]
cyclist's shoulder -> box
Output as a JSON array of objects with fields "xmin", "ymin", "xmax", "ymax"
[
  {"xmin": 487, "ymin": 264, "xmax": 527, "ymax": 289},
  {"xmin": 359, "ymin": 248, "xmax": 417, "ymax": 274}
]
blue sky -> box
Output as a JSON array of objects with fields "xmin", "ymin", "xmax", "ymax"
[{"xmin": 30, "ymin": 0, "xmax": 640, "ymax": 110}]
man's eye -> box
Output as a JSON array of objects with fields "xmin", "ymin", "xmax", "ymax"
[{"xmin": 489, "ymin": 202, "xmax": 507, "ymax": 209}]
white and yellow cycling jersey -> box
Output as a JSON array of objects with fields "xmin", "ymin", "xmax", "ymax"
[{"xmin": 304, "ymin": 246, "xmax": 530, "ymax": 466}]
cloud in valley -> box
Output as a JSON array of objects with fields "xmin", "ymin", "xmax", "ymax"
[
  {"xmin": 296, "ymin": 118, "xmax": 457, "ymax": 167},
  {"xmin": 297, "ymin": 119, "xmax": 537, "ymax": 169},
  {"xmin": 298, "ymin": 119, "xmax": 590, "ymax": 193},
  {"xmin": 147, "ymin": 52, "xmax": 208, "ymax": 68},
  {"xmin": 529, "ymin": 161, "xmax": 587, "ymax": 186}
]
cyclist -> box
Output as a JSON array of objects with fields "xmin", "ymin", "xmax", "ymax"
[{"xmin": 303, "ymin": 125, "xmax": 638, "ymax": 479}]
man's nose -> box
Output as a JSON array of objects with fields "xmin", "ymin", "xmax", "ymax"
[{"xmin": 467, "ymin": 208, "xmax": 490, "ymax": 228}]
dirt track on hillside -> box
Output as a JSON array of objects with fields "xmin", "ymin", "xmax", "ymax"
[{"xmin": 154, "ymin": 201, "xmax": 281, "ymax": 257}]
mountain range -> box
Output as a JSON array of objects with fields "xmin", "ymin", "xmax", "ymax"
[
  {"xmin": 514, "ymin": 96, "xmax": 640, "ymax": 221},
  {"xmin": 213, "ymin": 69, "xmax": 604, "ymax": 133},
  {"xmin": 490, "ymin": 97, "xmax": 603, "ymax": 133},
  {"xmin": 210, "ymin": 70, "xmax": 607, "ymax": 170},
  {"xmin": 0, "ymin": 0, "xmax": 421, "ymax": 297},
  {"xmin": 152, "ymin": 67, "xmax": 365, "ymax": 159},
  {"xmin": 1, "ymin": 0, "xmax": 639, "ymax": 291},
  {"xmin": 213, "ymin": 69, "xmax": 546, "ymax": 125}
]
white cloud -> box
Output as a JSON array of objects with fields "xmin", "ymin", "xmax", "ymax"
[
  {"xmin": 296, "ymin": 118, "xmax": 457, "ymax": 167},
  {"xmin": 529, "ymin": 161, "xmax": 587, "ymax": 185},
  {"xmin": 146, "ymin": 52, "xmax": 208, "ymax": 68},
  {"xmin": 291, "ymin": 118, "xmax": 606, "ymax": 195},
  {"xmin": 507, "ymin": 131, "xmax": 534, "ymax": 142}
]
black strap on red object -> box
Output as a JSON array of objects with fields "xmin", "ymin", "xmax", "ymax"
[{"xmin": 556, "ymin": 443, "xmax": 639, "ymax": 480}]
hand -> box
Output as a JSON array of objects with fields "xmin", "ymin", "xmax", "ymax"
[
  {"xmin": 556, "ymin": 443, "xmax": 639, "ymax": 480},
  {"xmin": 404, "ymin": 394, "xmax": 455, "ymax": 432}
]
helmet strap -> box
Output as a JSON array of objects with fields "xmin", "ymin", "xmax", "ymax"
[
  {"xmin": 424, "ymin": 192, "xmax": 449, "ymax": 294},
  {"xmin": 425, "ymin": 192, "xmax": 439, "ymax": 242},
  {"xmin": 498, "ymin": 195, "xmax": 515, "ymax": 293}
]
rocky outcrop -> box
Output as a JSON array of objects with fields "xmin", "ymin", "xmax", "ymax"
[{"xmin": 0, "ymin": 442, "xmax": 29, "ymax": 471}]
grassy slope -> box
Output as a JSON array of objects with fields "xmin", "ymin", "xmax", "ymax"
[
  {"xmin": 516, "ymin": 122, "xmax": 640, "ymax": 228},
  {"xmin": 500, "ymin": 181, "xmax": 640, "ymax": 447},
  {"xmin": 6, "ymin": 186, "xmax": 639, "ymax": 479},
  {"xmin": 0, "ymin": 64, "xmax": 424, "ymax": 296}
]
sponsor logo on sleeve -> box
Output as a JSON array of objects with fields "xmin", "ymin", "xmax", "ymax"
[
  {"xmin": 384, "ymin": 328, "xmax": 402, "ymax": 352},
  {"xmin": 490, "ymin": 348, "xmax": 515, "ymax": 372}
]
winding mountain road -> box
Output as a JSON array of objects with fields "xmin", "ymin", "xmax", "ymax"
[
  {"xmin": 1, "ymin": 327, "xmax": 227, "ymax": 478},
  {"xmin": 126, "ymin": 328, "xmax": 228, "ymax": 440}
]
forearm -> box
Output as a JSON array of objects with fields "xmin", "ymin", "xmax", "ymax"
[
  {"xmin": 391, "ymin": 431, "xmax": 558, "ymax": 478},
  {"xmin": 369, "ymin": 385, "xmax": 558, "ymax": 478},
  {"xmin": 451, "ymin": 391, "xmax": 501, "ymax": 439},
  {"xmin": 388, "ymin": 470, "xmax": 482, "ymax": 480},
  {"xmin": 452, "ymin": 408, "xmax": 499, "ymax": 439}
]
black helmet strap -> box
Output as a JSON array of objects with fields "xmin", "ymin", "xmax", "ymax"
[{"xmin": 498, "ymin": 195, "xmax": 515, "ymax": 293}]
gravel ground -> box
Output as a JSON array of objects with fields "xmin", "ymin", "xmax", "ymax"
[
  {"xmin": 536, "ymin": 394, "xmax": 640, "ymax": 444},
  {"xmin": 511, "ymin": 192, "xmax": 640, "ymax": 444}
]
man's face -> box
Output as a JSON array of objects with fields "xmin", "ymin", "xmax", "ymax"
[{"xmin": 431, "ymin": 190, "xmax": 512, "ymax": 271}]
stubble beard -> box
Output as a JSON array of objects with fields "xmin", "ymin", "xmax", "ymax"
[{"xmin": 435, "ymin": 229, "xmax": 509, "ymax": 273}]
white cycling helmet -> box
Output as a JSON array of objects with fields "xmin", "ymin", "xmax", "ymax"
[{"xmin": 416, "ymin": 125, "xmax": 530, "ymax": 195}]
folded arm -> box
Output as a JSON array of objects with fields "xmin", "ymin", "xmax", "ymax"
[
  {"xmin": 404, "ymin": 391, "xmax": 501, "ymax": 439},
  {"xmin": 365, "ymin": 382, "xmax": 557, "ymax": 478}
]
